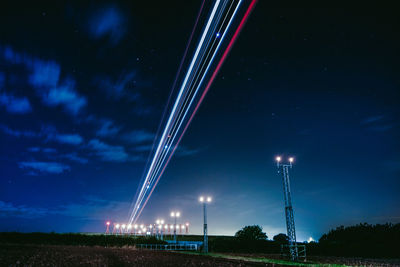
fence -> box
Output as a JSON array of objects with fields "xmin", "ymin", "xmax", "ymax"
[{"xmin": 136, "ymin": 243, "xmax": 199, "ymax": 251}]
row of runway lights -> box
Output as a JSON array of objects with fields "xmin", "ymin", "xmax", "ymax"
[
  {"xmin": 105, "ymin": 221, "xmax": 190, "ymax": 235},
  {"xmin": 106, "ymin": 196, "xmax": 212, "ymax": 236}
]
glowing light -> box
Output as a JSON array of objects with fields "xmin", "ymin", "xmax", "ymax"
[
  {"xmin": 134, "ymin": 224, "xmax": 138, "ymax": 229},
  {"xmin": 160, "ymin": 220, "xmax": 164, "ymax": 224},
  {"xmin": 308, "ymin": 237, "xmax": 314, "ymax": 243},
  {"xmin": 216, "ymin": 32, "xmax": 221, "ymax": 38},
  {"xmin": 158, "ymin": 225, "xmax": 161, "ymax": 229},
  {"xmin": 121, "ymin": 224, "xmax": 126, "ymax": 229},
  {"xmin": 140, "ymin": 224, "xmax": 144, "ymax": 229},
  {"xmin": 129, "ymin": 0, "xmax": 222, "ymax": 224},
  {"xmin": 165, "ymin": 225, "xmax": 168, "ymax": 229},
  {"xmin": 128, "ymin": 224, "xmax": 132, "ymax": 229},
  {"xmin": 199, "ymin": 196, "xmax": 204, "ymax": 202},
  {"xmin": 149, "ymin": 225, "xmax": 153, "ymax": 229},
  {"xmin": 128, "ymin": 0, "xmax": 257, "ymax": 224},
  {"xmin": 170, "ymin": 212, "xmax": 175, "ymax": 217},
  {"xmin": 276, "ymin": 156, "xmax": 281, "ymax": 162},
  {"xmin": 289, "ymin": 157, "xmax": 294, "ymax": 163},
  {"xmin": 156, "ymin": 219, "xmax": 160, "ymax": 224},
  {"xmin": 170, "ymin": 225, "xmax": 173, "ymax": 229},
  {"xmin": 186, "ymin": 223, "xmax": 189, "ymax": 226},
  {"xmin": 181, "ymin": 225, "xmax": 185, "ymax": 229},
  {"xmin": 106, "ymin": 221, "xmax": 110, "ymax": 226},
  {"xmin": 176, "ymin": 212, "xmax": 180, "ymax": 217},
  {"xmin": 207, "ymin": 197, "xmax": 212, "ymax": 202},
  {"xmin": 115, "ymin": 224, "xmax": 120, "ymax": 229}
]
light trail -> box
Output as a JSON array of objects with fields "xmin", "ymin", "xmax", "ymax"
[
  {"xmin": 128, "ymin": 0, "xmax": 257, "ymax": 224},
  {"xmin": 129, "ymin": 0, "xmax": 223, "ymax": 223},
  {"xmin": 130, "ymin": 0, "xmax": 206, "ymax": 215}
]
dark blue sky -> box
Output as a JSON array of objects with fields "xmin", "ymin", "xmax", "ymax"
[{"xmin": 0, "ymin": 2, "xmax": 399, "ymax": 241}]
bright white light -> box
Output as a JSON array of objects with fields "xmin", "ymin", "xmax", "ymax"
[
  {"xmin": 171, "ymin": 212, "xmax": 175, "ymax": 217},
  {"xmin": 170, "ymin": 225, "xmax": 173, "ymax": 229},
  {"xmin": 140, "ymin": 224, "xmax": 144, "ymax": 229},
  {"xmin": 289, "ymin": 157, "xmax": 294, "ymax": 163},
  {"xmin": 158, "ymin": 225, "xmax": 161, "ymax": 229},
  {"xmin": 176, "ymin": 212, "xmax": 180, "ymax": 217},
  {"xmin": 106, "ymin": 221, "xmax": 110, "ymax": 226},
  {"xmin": 181, "ymin": 225, "xmax": 185, "ymax": 229},
  {"xmin": 143, "ymin": 228, "xmax": 147, "ymax": 232},
  {"xmin": 276, "ymin": 156, "xmax": 281, "ymax": 162},
  {"xmin": 134, "ymin": 224, "xmax": 138, "ymax": 229},
  {"xmin": 128, "ymin": 224, "xmax": 132, "ymax": 229},
  {"xmin": 185, "ymin": 223, "xmax": 189, "ymax": 226},
  {"xmin": 115, "ymin": 224, "xmax": 120, "ymax": 229},
  {"xmin": 308, "ymin": 237, "xmax": 314, "ymax": 243},
  {"xmin": 149, "ymin": 225, "xmax": 153, "ymax": 229},
  {"xmin": 156, "ymin": 219, "xmax": 160, "ymax": 224},
  {"xmin": 199, "ymin": 196, "xmax": 204, "ymax": 202},
  {"xmin": 121, "ymin": 224, "xmax": 126, "ymax": 229},
  {"xmin": 138, "ymin": 230, "xmax": 142, "ymax": 234},
  {"xmin": 165, "ymin": 225, "xmax": 168, "ymax": 229},
  {"xmin": 160, "ymin": 220, "xmax": 164, "ymax": 224},
  {"xmin": 176, "ymin": 225, "xmax": 179, "ymax": 229},
  {"xmin": 207, "ymin": 197, "xmax": 212, "ymax": 202}
]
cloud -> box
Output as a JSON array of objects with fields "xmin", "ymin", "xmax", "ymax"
[
  {"xmin": 0, "ymin": 91, "xmax": 32, "ymax": 114},
  {"xmin": 1, "ymin": 45, "xmax": 87, "ymax": 115},
  {"xmin": 0, "ymin": 123, "xmax": 84, "ymax": 146},
  {"xmin": 61, "ymin": 152, "xmax": 88, "ymax": 164},
  {"xmin": 88, "ymin": 139, "xmax": 129, "ymax": 162},
  {"xmin": 94, "ymin": 71, "xmax": 143, "ymax": 101},
  {"xmin": 122, "ymin": 129, "xmax": 155, "ymax": 144},
  {"xmin": 40, "ymin": 78, "xmax": 87, "ymax": 115},
  {"xmin": 361, "ymin": 115, "xmax": 394, "ymax": 132},
  {"xmin": 29, "ymin": 60, "xmax": 60, "ymax": 88},
  {"xmin": 361, "ymin": 115, "xmax": 385, "ymax": 125},
  {"xmin": 0, "ymin": 124, "xmax": 38, "ymax": 138},
  {"xmin": 28, "ymin": 147, "xmax": 57, "ymax": 153},
  {"xmin": 54, "ymin": 133, "xmax": 83, "ymax": 145},
  {"xmin": 88, "ymin": 6, "xmax": 126, "ymax": 45},
  {"xmin": 19, "ymin": 161, "xmax": 70, "ymax": 174},
  {"xmin": 96, "ymin": 119, "xmax": 121, "ymax": 137},
  {"xmin": 175, "ymin": 145, "xmax": 203, "ymax": 157},
  {"xmin": 0, "ymin": 201, "xmax": 49, "ymax": 219},
  {"xmin": 40, "ymin": 125, "xmax": 84, "ymax": 145}
]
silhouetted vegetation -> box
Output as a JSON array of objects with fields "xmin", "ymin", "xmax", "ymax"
[
  {"xmin": 235, "ymin": 225, "xmax": 268, "ymax": 241},
  {"xmin": 0, "ymin": 232, "xmax": 166, "ymax": 247},
  {"xmin": 210, "ymin": 223, "xmax": 400, "ymax": 258},
  {"xmin": 273, "ymin": 233, "xmax": 289, "ymax": 244},
  {"xmin": 210, "ymin": 225, "xmax": 280, "ymax": 253},
  {"xmin": 307, "ymin": 223, "xmax": 400, "ymax": 258}
]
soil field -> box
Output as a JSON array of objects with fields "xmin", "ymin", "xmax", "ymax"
[
  {"xmin": 223, "ymin": 253, "xmax": 400, "ymax": 267},
  {"xmin": 0, "ymin": 244, "xmax": 283, "ymax": 267}
]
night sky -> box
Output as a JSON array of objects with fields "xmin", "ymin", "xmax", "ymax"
[{"xmin": 0, "ymin": 2, "xmax": 399, "ymax": 241}]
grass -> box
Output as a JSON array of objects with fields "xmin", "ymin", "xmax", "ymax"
[{"xmin": 176, "ymin": 251, "xmax": 349, "ymax": 267}]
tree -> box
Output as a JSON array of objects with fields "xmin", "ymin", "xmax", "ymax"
[
  {"xmin": 273, "ymin": 233, "xmax": 288, "ymax": 244},
  {"xmin": 235, "ymin": 225, "xmax": 267, "ymax": 241}
]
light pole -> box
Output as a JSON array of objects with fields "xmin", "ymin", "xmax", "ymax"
[
  {"xmin": 170, "ymin": 211, "xmax": 180, "ymax": 243},
  {"xmin": 276, "ymin": 156, "xmax": 298, "ymax": 261},
  {"xmin": 199, "ymin": 196, "xmax": 212, "ymax": 253}
]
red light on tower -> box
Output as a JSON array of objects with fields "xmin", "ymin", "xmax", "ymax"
[{"xmin": 105, "ymin": 221, "xmax": 111, "ymax": 234}]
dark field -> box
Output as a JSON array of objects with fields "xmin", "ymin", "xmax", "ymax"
[{"xmin": 0, "ymin": 244, "xmax": 280, "ymax": 267}]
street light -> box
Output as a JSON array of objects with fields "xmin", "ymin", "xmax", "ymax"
[
  {"xmin": 171, "ymin": 211, "xmax": 180, "ymax": 243},
  {"xmin": 199, "ymin": 195, "xmax": 212, "ymax": 253}
]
